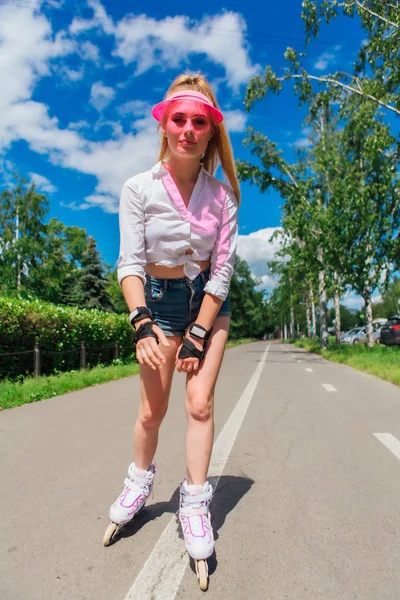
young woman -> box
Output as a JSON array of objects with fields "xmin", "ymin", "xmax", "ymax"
[{"xmin": 104, "ymin": 72, "xmax": 240, "ymax": 588}]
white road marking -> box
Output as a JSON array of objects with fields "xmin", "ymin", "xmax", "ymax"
[
  {"xmin": 374, "ymin": 433, "xmax": 400, "ymax": 461},
  {"xmin": 123, "ymin": 344, "xmax": 271, "ymax": 600},
  {"xmin": 322, "ymin": 384, "xmax": 337, "ymax": 392},
  {"xmin": 296, "ymin": 360, "xmax": 302, "ymax": 363},
  {"xmin": 305, "ymin": 368, "xmax": 313, "ymax": 373}
]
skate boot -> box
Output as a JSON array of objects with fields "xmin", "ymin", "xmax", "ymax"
[
  {"xmin": 103, "ymin": 462, "xmax": 155, "ymax": 546},
  {"xmin": 179, "ymin": 479, "xmax": 214, "ymax": 591}
]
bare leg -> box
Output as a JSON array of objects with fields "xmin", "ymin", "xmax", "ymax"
[
  {"xmin": 134, "ymin": 336, "xmax": 182, "ymax": 469},
  {"xmin": 185, "ymin": 317, "xmax": 229, "ymax": 484}
]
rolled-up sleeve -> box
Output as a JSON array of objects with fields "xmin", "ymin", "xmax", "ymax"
[
  {"xmin": 204, "ymin": 187, "xmax": 239, "ymax": 301},
  {"xmin": 117, "ymin": 179, "xmax": 146, "ymax": 287}
]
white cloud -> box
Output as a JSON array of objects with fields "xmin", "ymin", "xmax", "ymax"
[
  {"xmin": 341, "ymin": 289, "xmax": 382, "ymax": 311},
  {"xmin": 63, "ymin": 193, "xmax": 117, "ymax": 214},
  {"xmin": 3, "ymin": 94, "xmax": 159, "ymax": 212},
  {"xmin": 237, "ymin": 227, "xmax": 284, "ymax": 291},
  {"xmin": 0, "ymin": 1, "xmax": 256, "ymax": 215},
  {"xmin": 79, "ymin": 40, "xmax": 100, "ymax": 62},
  {"xmin": 69, "ymin": 0, "xmax": 115, "ymax": 36},
  {"xmin": 68, "ymin": 120, "xmax": 90, "ymax": 131},
  {"xmin": 224, "ymin": 109, "xmax": 247, "ymax": 132},
  {"xmin": 293, "ymin": 127, "xmax": 312, "ymax": 148},
  {"xmin": 341, "ymin": 294, "xmax": 364, "ymax": 310},
  {"xmin": 0, "ymin": 158, "xmax": 15, "ymax": 188},
  {"xmin": 71, "ymin": 3, "xmax": 259, "ymax": 90},
  {"xmin": 58, "ymin": 65, "xmax": 84, "ymax": 82},
  {"xmin": 90, "ymin": 81, "xmax": 115, "ymax": 111},
  {"xmin": 314, "ymin": 45, "xmax": 341, "ymax": 71},
  {"xmin": 117, "ymin": 100, "xmax": 152, "ymax": 117},
  {"xmin": 0, "ymin": 5, "xmax": 75, "ymax": 135},
  {"xmin": 256, "ymin": 273, "xmax": 280, "ymax": 291},
  {"xmin": 29, "ymin": 172, "xmax": 57, "ymax": 193},
  {"xmin": 45, "ymin": 0, "xmax": 65, "ymax": 8}
]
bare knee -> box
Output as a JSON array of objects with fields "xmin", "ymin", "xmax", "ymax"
[
  {"xmin": 186, "ymin": 393, "xmax": 213, "ymax": 423},
  {"xmin": 138, "ymin": 402, "xmax": 167, "ymax": 429}
]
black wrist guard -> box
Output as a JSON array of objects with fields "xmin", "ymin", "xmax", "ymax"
[
  {"xmin": 178, "ymin": 337, "xmax": 206, "ymax": 361},
  {"xmin": 133, "ymin": 321, "xmax": 159, "ymax": 347},
  {"xmin": 188, "ymin": 322, "xmax": 212, "ymax": 341},
  {"xmin": 129, "ymin": 306, "xmax": 153, "ymax": 326}
]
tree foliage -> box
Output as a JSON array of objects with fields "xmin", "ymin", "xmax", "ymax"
[
  {"xmin": 228, "ymin": 256, "xmax": 270, "ymax": 339},
  {"xmin": 238, "ymin": 0, "xmax": 400, "ymax": 346},
  {"xmin": 71, "ymin": 237, "xmax": 114, "ymax": 312}
]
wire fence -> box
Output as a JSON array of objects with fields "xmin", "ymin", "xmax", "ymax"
[{"xmin": 0, "ymin": 340, "xmax": 135, "ymax": 381}]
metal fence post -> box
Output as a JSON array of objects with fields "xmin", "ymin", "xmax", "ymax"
[
  {"xmin": 80, "ymin": 341, "xmax": 86, "ymax": 369},
  {"xmin": 114, "ymin": 341, "xmax": 119, "ymax": 360},
  {"xmin": 34, "ymin": 340, "xmax": 41, "ymax": 377}
]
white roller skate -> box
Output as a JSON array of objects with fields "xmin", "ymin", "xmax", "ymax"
[
  {"xmin": 179, "ymin": 479, "xmax": 214, "ymax": 591},
  {"xmin": 103, "ymin": 462, "xmax": 155, "ymax": 546}
]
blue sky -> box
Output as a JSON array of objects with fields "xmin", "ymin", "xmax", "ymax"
[{"xmin": 0, "ymin": 0, "xmax": 368, "ymax": 307}]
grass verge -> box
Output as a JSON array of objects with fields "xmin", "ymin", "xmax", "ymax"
[
  {"xmin": 0, "ymin": 338, "xmax": 257, "ymax": 410},
  {"xmin": 292, "ymin": 338, "xmax": 400, "ymax": 386},
  {"xmin": 0, "ymin": 361, "xmax": 140, "ymax": 410}
]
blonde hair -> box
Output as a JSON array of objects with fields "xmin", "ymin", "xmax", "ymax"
[{"xmin": 157, "ymin": 72, "xmax": 241, "ymax": 203}]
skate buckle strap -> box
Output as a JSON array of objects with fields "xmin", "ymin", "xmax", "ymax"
[
  {"xmin": 180, "ymin": 505, "xmax": 208, "ymax": 517},
  {"xmin": 181, "ymin": 485, "xmax": 213, "ymax": 506},
  {"xmin": 124, "ymin": 476, "xmax": 151, "ymax": 496}
]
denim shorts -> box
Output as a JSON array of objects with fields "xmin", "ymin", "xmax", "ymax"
[{"xmin": 144, "ymin": 269, "xmax": 230, "ymax": 337}]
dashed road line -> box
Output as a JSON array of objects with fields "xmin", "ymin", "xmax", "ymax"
[
  {"xmin": 374, "ymin": 433, "xmax": 400, "ymax": 461},
  {"xmin": 322, "ymin": 384, "xmax": 337, "ymax": 392},
  {"xmin": 305, "ymin": 368, "xmax": 313, "ymax": 373}
]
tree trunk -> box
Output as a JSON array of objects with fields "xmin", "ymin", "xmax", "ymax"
[
  {"xmin": 289, "ymin": 274, "xmax": 295, "ymax": 339},
  {"xmin": 310, "ymin": 283, "xmax": 316, "ymax": 339},
  {"xmin": 290, "ymin": 304, "xmax": 295, "ymax": 339},
  {"xmin": 284, "ymin": 322, "xmax": 288, "ymax": 340},
  {"xmin": 16, "ymin": 203, "xmax": 21, "ymax": 291},
  {"xmin": 334, "ymin": 273, "xmax": 341, "ymax": 343},
  {"xmin": 318, "ymin": 247, "xmax": 328, "ymax": 349},
  {"xmin": 305, "ymin": 293, "xmax": 312, "ymax": 338},
  {"xmin": 364, "ymin": 286, "xmax": 374, "ymax": 347}
]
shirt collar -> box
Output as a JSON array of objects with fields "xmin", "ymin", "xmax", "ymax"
[
  {"xmin": 151, "ymin": 161, "xmax": 168, "ymax": 178},
  {"xmin": 151, "ymin": 161, "xmax": 211, "ymax": 178}
]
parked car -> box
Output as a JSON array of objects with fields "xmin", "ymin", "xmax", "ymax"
[
  {"xmin": 341, "ymin": 326, "xmax": 380, "ymax": 344},
  {"xmin": 380, "ymin": 316, "xmax": 400, "ymax": 346},
  {"xmin": 340, "ymin": 327, "xmax": 363, "ymax": 343}
]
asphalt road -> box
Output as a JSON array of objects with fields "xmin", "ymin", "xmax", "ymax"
[{"xmin": 2, "ymin": 341, "xmax": 400, "ymax": 600}]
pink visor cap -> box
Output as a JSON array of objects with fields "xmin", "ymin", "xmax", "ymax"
[{"xmin": 152, "ymin": 90, "xmax": 224, "ymax": 123}]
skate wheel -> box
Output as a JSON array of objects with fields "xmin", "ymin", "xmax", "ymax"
[
  {"xmin": 196, "ymin": 559, "xmax": 208, "ymax": 591},
  {"xmin": 103, "ymin": 522, "xmax": 118, "ymax": 546}
]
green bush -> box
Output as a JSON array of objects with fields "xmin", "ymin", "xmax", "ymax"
[{"xmin": 0, "ymin": 297, "xmax": 134, "ymax": 380}]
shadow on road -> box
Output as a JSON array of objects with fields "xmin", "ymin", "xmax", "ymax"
[
  {"xmin": 179, "ymin": 474, "xmax": 254, "ymax": 578},
  {"xmin": 111, "ymin": 474, "xmax": 254, "ymax": 580},
  {"xmin": 114, "ymin": 486, "xmax": 180, "ymax": 542},
  {"xmin": 244, "ymin": 347, "xmax": 325, "ymax": 363}
]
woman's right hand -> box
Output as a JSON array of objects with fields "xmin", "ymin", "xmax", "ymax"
[{"xmin": 135, "ymin": 321, "xmax": 170, "ymax": 370}]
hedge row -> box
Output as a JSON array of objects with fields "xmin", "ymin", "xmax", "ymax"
[{"xmin": 0, "ymin": 297, "xmax": 134, "ymax": 380}]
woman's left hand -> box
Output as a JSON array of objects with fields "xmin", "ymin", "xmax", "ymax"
[{"xmin": 175, "ymin": 336, "xmax": 204, "ymax": 373}]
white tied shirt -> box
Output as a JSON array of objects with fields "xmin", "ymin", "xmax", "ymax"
[{"xmin": 117, "ymin": 161, "xmax": 239, "ymax": 301}]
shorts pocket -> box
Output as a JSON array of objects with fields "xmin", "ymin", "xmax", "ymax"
[{"xmin": 145, "ymin": 278, "xmax": 165, "ymax": 302}]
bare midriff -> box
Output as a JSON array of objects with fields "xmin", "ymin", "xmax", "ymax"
[{"xmin": 145, "ymin": 260, "xmax": 211, "ymax": 279}]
